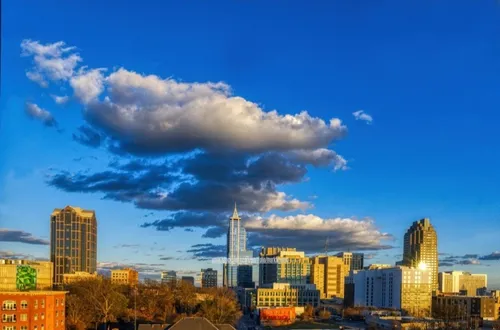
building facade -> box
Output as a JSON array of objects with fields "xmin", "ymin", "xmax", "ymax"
[
  {"xmin": 0, "ymin": 260, "xmax": 53, "ymax": 291},
  {"xmin": 432, "ymin": 294, "xmax": 497, "ymax": 321},
  {"xmin": 50, "ymin": 206, "xmax": 97, "ymax": 286},
  {"xmin": 438, "ymin": 271, "xmax": 487, "ymax": 296},
  {"xmin": 402, "ymin": 218, "xmax": 438, "ymax": 291},
  {"xmin": 181, "ymin": 276, "xmax": 195, "ymax": 286},
  {"xmin": 336, "ymin": 252, "xmax": 364, "ymax": 278},
  {"xmin": 161, "ymin": 271, "xmax": 177, "ymax": 283},
  {"xmin": 201, "ymin": 268, "xmax": 218, "ymax": 288},
  {"xmin": 353, "ymin": 266, "xmax": 432, "ymax": 317},
  {"xmin": 225, "ymin": 204, "xmax": 253, "ymax": 288},
  {"xmin": 0, "ymin": 291, "xmax": 66, "ymax": 330},
  {"xmin": 111, "ymin": 268, "xmax": 139, "ymax": 286},
  {"xmin": 259, "ymin": 248, "xmax": 311, "ymax": 287},
  {"xmin": 256, "ymin": 283, "xmax": 320, "ymax": 308},
  {"xmin": 62, "ymin": 271, "xmax": 97, "ymax": 285},
  {"xmin": 310, "ymin": 255, "xmax": 345, "ymax": 298}
]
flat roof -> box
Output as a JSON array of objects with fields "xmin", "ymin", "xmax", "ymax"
[{"xmin": 0, "ymin": 291, "xmax": 68, "ymax": 296}]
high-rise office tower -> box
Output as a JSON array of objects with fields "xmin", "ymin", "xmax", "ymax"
[
  {"xmin": 224, "ymin": 204, "xmax": 253, "ymax": 288},
  {"xmin": 259, "ymin": 248, "xmax": 311, "ymax": 286},
  {"xmin": 336, "ymin": 252, "xmax": 364, "ymax": 278},
  {"xmin": 50, "ymin": 206, "xmax": 97, "ymax": 286},
  {"xmin": 310, "ymin": 256, "xmax": 345, "ymax": 298},
  {"xmin": 201, "ymin": 268, "xmax": 218, "ymax": 288},
  {"xmin": 402, "ymin": 218, "xmax": 438, "ymax": 291}
]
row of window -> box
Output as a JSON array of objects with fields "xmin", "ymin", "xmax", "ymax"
[{"xmin": 2, "ymin": 299, "xmax": 64, "ymax": 311}]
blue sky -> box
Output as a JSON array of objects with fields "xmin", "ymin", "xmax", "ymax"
[{"xmin": 1, "ymin": 0, "xmax": 500, "ymax": 286}]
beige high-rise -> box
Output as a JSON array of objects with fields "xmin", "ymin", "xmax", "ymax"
[
  {"xmin": 438, "ymin": 271, "xmax": 487, "ymax": 296},
  {"xmin": 51, "ymin": 206, "xmax": 97, "ymax": 286},
  {"xmin": 403, "ymin": 218, "xmax": 438, "ymax": 291},
  {"xmin": 310, "ymin": 256, "xmax": 345, "ymax": 298}
]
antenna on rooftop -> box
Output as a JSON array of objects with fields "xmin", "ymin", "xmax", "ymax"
[{"xmin": 324, "ymin": 237, "xmax": 329, "ymax": 256}]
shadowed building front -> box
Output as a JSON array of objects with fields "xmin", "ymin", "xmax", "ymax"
[{"xmin": 50, "ymin": 206, "xmax": 97, "ymax": 287}]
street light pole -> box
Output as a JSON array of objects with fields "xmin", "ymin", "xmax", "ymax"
[{"xmin": 134, "ymin": 286, "xmax": 137, "ymax": 330}]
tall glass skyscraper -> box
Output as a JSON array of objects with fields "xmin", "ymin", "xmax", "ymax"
[
  {"xmin": 225, "ymin": 204, "xmax": 253, "ymax": 288},
  {"xmin": 50, "ymin": 206, "xmax": 97, "ymax": 286}
]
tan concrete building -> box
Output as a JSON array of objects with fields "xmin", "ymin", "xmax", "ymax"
[
  {"xmin": 259, "ymin": 248, "xmax": 311, "ymax": 286},
  {"xmin": 402, "ymin": 218, "xmax": 438, "ymax": 291},
  {"xmin": 111, "ymin": 268, "xmax": 139, "ymax": 286},
  {"xmin": 256, "ymin": 283, "xmax": 320, "ymax": 308},
  {"xmin": 438, "ymin": 271, "xmax": 487, "ymax": 296},
  {"xmin": 432, "ymin": 294, "xmax": 497, "ymax": 321},
  {"xmin": 51, "ymin": 206, "xmax": 97, "ymax": 286},
  {"xmin": 0, "ymin": 259, "xmax": 53, "ymax": 291},
  {"xmin": 62, "ymin": 271, "xmax": 97, "ymax": 284},
  {"xmin": 336, "ymin": 252, "xmax": 364, "ymax": 278},
  {"xmin": 310, "ymin": 255, "xmax": 345, "ymax": 299}
]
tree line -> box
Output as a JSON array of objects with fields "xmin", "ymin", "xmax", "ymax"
[{"xmin": 64, "ymin": 277, "xmax": 242, "ymax": 330}]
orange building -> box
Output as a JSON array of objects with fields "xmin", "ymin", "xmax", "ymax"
[
  {"xmin": 0, "ymin": 291, "xmax": 66, "ymax": 330},
  {"xmin": 260, "ymin": 307, "xmax": 296, "ymax": 327}
]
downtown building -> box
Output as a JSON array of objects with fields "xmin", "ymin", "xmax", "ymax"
[
  {"xmin": 201, "ymin": 268, "xmax": 218, "ymax": 288},
  {"xmin": 259, "ymin": 248, "xmax": 311, "ymax": 286},
  {"xmin": 224, "ymin": 204, "xmax": 253, "ymax": 288},
  {"xmin": 402, "ymin": 218, "xmax": 438, "ymax": 291},
  {"xmin": 50, "ymin": 206, "xmax": 97, "ymax": 287},
  {"xmin": 161, "ymin": 271, "xmax": 177, "ymax": 283},
  {"xmin": 0, "ymin": 259, "xmax": 53, "ymax": 291},
  {"xmin": 336, "ymin": 252, "xmax": 364, "ymax": 278},
  {"xmin": 310, "ymin": 255, "xmax": 345, "ymax": 299},
  {"xmin": 352, "ymin": 266, "xmax": 433, "ymax": 317},
  {"xmin": 111, "ymin": 268, "xmax": 139, "ymax": 286},
  {"xmin": 438, "ymin": 271, "xmax": 487, "ymax": 296},
  {"xmin": 181, "ymin": 276, "xmax": 195, "ymax": 286}
]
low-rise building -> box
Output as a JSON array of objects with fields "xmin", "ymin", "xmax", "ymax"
[
  {"xmin": 256, "ymin": 283, "xmax": 320, "ymax": 308},
  {"xmin": 161, "ymin": 271, "xmax": 177, "ymax": 283},
  {"xmin": 438, "ymin": 271, "xmax": 487, "ymax": 297},
  {"xmin": 432, "ymin": 294, "xmax": 497, "ymax": 322},
  {"xmin": 0, "ymin": 290, "xmax": 67, "ymax": 329},
  {"xmin": 0, "ymin": 259, "xmax": 53, "ymax": 291},
  {"xmin": 353, "ymin": 266, "xmax": 432, "ymax": 317},
  {"xmin": 62, "ymin": 271, "xmax": 97, "ymax": 284},
  {"xmin": 181, "ymin": 276, "xmax": 195, "ymax": 286},
  {"xmin": 111, "ymin": 268, "xmax": 139, "ymax": 286}
]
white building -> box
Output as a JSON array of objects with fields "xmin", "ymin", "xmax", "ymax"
[{"xmin": 353, "ymin": 266, "xmax": 432, "ymax": 316}]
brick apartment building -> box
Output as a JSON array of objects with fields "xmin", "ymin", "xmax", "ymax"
[{"xmin": 1, "ymin": 291, "xmax": 66, "ymax": 330}]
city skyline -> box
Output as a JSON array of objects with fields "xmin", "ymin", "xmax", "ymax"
[{"xmin": 1, "ymin": 0, "xmax": 500, "ymax": 288}]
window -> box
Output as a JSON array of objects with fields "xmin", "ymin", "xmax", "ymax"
[
  {"xmin": 41, "ymin": 326, "xmax": 44, "ymax": 330},
  {"xmin": 41, "ymin": 313, "xmax": 45, "ymax": 320},
  {"xmin": 3, "ymin": 326, "xmax": 16, "ymax": 330},
  {"xmin": 34, "ymin": 326, "xmax": 38, "ymax": 330},
  {"xmin": 34, "ymin": 300, "xmax": 38, "ymax": 309},
  {"xmin": 55, "ymin": 299, "xmax": 59, "ymax": 306},
  {"xmin": 20, "ymin": 314, "xmax": 27, "ymax": 321},
  {"xmin": 1, "ymin": 314, "xmax": 16, "ymax": 322},
  {"xmin": 55, "ymin": 311, "xmax": 58, "ymax": 317},
  {"xmin": 41, "ymin": 300, "xmax": 45, "ymax": 308},
  {"xmin": 21, "ymin": 326, "xmax": 28, "ymax": 330},
  {"xmin": 20, "ymin": 300, "xmax": 28, "ymax": 309},
  {"xmin": 55, "ymin": 320, "xmax": 59, "ymax": 326},
  {"xmin": 1, "ymin": 301, "xmax": 16, "ymax": 311},
  {"xmin": 60, "ymin": 299, "xmax": 64, "ymax": 306},
  {"xmin": 34, "ymin": 313, "xmax": 38, "ymax": 321}
]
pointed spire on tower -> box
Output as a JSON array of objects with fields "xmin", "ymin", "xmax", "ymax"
[{"xmin": 231, "ymin": 202, "xmax": 240, "ymax": 220}]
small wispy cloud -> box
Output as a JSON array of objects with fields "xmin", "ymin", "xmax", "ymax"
[
  {"xmin": 25, "ymin": 102, "xmax": 58, "ymax": 127},
  {"xmin": 353, "ymin": 110, "xmax": 373, "ymax": 124},
  {"xmin": 50, "ymin": 94, "xmax": 70, "ymax": 105}
]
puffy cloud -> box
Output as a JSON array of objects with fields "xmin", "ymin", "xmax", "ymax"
[
  {"xmin": 0, "ymin": 229, "xmax": 49, "ymax": 245},
  {"xmin": 287, "ymin": 148, "xmax": 348, "ymax": 170},
  {"xmin": 25, "ymin": 102, "xmax": 57, "ymax": 127},
  {"xmin": 70, "ymin": 68, "xmax": 106, "ymax": 104},
  {"xmin": 245, "ymin": 214, "xmax": 393, "ymax": 252},
  {"xmin": 353, "ymin": 110, "xmax": 373, "ymax": 124},
  {"xmin": 83, "ymin": 68, "xmax": 346, "ymax": 155},
  {"xmin": 21, "ymin": 39, "xmax": 81, "ymax": 86},
  {"xmin": 50, "ymin": 94, "xmax": 69, "ymax": 105}
]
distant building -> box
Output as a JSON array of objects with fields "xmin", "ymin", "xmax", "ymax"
[
  {"xmin": 353, "ymin": 266, "xmax": 432, "ymax": 317},
  {"xmin": 201, "ymin": 268, "xmax": 218, "ymax": 288},
  {"xmin": 0, "ymin": 290, "xmax": 67, "ymax": 329},
  {"xmin": 310, "ymin": 255, "xmax": 345, "ymax": 298},
  {"xmin": 0, "ymin": 259, "xmax": 53, "ymax": 291},
  {"xmin": 62, "ymin": 271, "xmax": 97, "ymax": 284},
  {"xmin": 256, "ymin": 283, "xmax": 320, "ymax": 308},
  {"xmin": 344, "ymin": 270, "xmax": 358, "ymax": 307},
  {"xmin": 50, "ymin": 206, "xmax": 97, "ymax": 286},
  {"xmin": 181, "ymin": 276, "xmax": 195, "ymax": 286},
  {"xmin": 438, "ymin": 271, "xmax": 487, "ymax": 296},
  {"xmin": 111, "ymin": 268, "xmax": 139, "ymax": 286},
  {"xmin": 336, "ymin": 252, "xmax": 364, "ymax": 278},
  {"xmin": 432, "ymin": 294, "xmax": 497, "ymax": 322},
  {"xmin": 259, "ymin": 248, "xmax": 311, "ymax": 286},
  {"xmin": 161, "ymin": 271, "xmax": 177, "ymax": 283},
  {"xmin": 402, "ymin": 218, "xmax": 438, "ymax": 291},
  {"xmin": 225, "ymin": 204, "xmax": 254, "ymax": 288}
]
